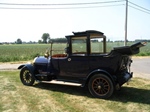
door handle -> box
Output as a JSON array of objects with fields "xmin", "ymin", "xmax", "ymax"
[{"xmin": 68, "ymin": 58, "xmax": 71, "ymax": 61}]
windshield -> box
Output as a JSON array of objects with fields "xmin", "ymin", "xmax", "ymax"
[{"xmin": 50, "ymin": 43, "xmax": 67, "ymax": 55}]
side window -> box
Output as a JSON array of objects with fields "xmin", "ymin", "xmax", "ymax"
[
  {"xmin": 72, "ymin": 38, "xmax": 87, "ymax": 54},
  {"xmin": 91, "ymin": 38, "xmax": 103, "ymax": 53}
]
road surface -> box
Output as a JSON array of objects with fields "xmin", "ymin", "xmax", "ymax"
[
  {"xmin": 0, "ymin": 57, "xmax": 150, "ymax": 79},
  {"xmin": 131, "ymin": 57, "xmax": 150, "ymax": 79}
]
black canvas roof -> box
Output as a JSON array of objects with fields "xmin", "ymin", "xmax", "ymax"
[
  {"xmin": 66, "ymin": 30, "xmax": 104, "ymax": 38},
  {"xmin": 73, "ymin": 30, "xmax": 104, "ymax": 35}
]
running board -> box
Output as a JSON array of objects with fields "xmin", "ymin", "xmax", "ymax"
[{"xmin": 41, "ymin": 80, "xmax": 82, "ymax": 87}]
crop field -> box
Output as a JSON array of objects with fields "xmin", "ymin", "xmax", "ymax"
[
  {"xmin": 0, "ymin": 70, "xmax": 150, "ymax": 112},
  {"xmin": 0, "ymin": 44, "xmax": 66, "ymax": 62},
  {"xmin": 0, "ymin": 42, "xmax": 149, "ymax": 62}
]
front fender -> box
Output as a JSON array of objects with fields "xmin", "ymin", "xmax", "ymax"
[
  {"xmin": 18, "ymin": 64, "xmax": 26, "ymax": 69},
  {"xmin": 18, "ymin": 64, "xmax": 35, "ymax": 77}
]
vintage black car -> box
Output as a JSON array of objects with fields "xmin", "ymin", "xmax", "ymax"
[{"xmin": 18, "ymin": 30, "xmax": 146, "ymax": 99}]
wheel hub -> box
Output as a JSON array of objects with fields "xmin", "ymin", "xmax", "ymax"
[
  {"xmin": 97, "ymin": 85, "xmax": 101, "ymax": 89},
  {"xmin": 25, "ymin": 73, "xmax": 30, "ymax": 80}
]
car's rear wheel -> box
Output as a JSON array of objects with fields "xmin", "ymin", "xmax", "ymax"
[
  {"xmin": 88, "ymin": 74, "xmax": 114, "ymax": 99},
  {"xmin": 20, "ymin": 67, "xmax": 35, "ymax": 86}
]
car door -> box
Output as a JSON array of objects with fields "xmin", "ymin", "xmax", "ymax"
[
  {"xmin": 58, "ymin": 37, "xmax": 89, "ymax": 80},
  {"xmin": 58, "ymin": 56, "xmax": 89, "ymax": 78}
]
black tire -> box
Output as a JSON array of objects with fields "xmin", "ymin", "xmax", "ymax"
[
  {"xmin": 88, "ymin": 74, "xmax": 114, "ymax": 99},
  {"xmin": 20, "ymin": 67, "xmax": 35, "ymax": 86}
]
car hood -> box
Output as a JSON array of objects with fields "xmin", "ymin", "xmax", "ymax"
[{"xmin": 33, "ymin": 56, "xmax": 50, "ymax": 64}]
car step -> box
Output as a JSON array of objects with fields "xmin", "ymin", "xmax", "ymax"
[{"xmin": 41, "ymin": 80, "xmax": 82, "ymax": 86}]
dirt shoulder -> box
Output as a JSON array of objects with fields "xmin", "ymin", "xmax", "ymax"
[
  {"xmin": 0, "ymin": 57, "xmax": 150, "ymax": 79},
  {"xmin": 0, "ymin": 63, "xmax": 23, "ymax": 70},
  {"xmin": 0, "ymin": 61, "xmax": 30, "ymax": 70}
]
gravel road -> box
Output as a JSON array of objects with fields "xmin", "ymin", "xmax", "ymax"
[{"xmin": 0, "ymin": 57, "xmax": 150, "ymax": 79}]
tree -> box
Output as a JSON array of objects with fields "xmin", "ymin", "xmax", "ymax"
[
  {"xmin": 16, "ymin": 38, "xmax": 22, "ymax": 44},
  {"xmin": 41, "ymin": 33, "xmax": 50, "ymax": 43},
  {"xmin": 38, "ymin": 40, "xmax": 42, "ymax": 44}
]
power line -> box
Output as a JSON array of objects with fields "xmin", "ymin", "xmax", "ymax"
[
  {"xmin": 0, "ymin": 0, "xmax": 125, "ymax": 6},
  {"xmin": 129, "ymin": 5, "xmax": 150, "ymax": 15},
  {"xmin": 0, "ymin": 4, "xmax": 125, "ymax": 10},
  {"xmin": 0, "ymin": 0, "xmax": 150, "ymax": 15},
  {"xmin": 128, "ymin": 1, "xmax": 150, "ymax": 12}
]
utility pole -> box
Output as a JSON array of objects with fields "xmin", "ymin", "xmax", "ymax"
[{"xmin": 124, "ymin": 0, "xmax": 128, "ymax": 46}]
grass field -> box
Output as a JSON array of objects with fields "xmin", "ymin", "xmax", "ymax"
[
  {"xmin": 0, "ymin": 42, "xmax": 149, "ymax": 62},
  {"xmin": 0, "ymin": 70, "xmax": 150, "ymax": 112}
]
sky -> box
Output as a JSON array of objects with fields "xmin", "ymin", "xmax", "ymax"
[{"xmin": 0, "ymin": 0, "xmax": 150, "ymax": 42}]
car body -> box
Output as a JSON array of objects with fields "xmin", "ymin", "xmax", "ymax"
[{"xmin": 18, "ymin": 30, "xmax": 146, "ymax": 99}]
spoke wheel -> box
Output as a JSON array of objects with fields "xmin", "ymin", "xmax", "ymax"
[
  {"xmin": 20, "ymin": 67, "xmax": 35, "ymax": 86},
  {"xmin": 88, "ymin": 74, "xmax": 114, "ymax": 99}
]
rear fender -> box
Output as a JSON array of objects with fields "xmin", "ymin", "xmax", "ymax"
[{"xmin": 84, "ymin": 69, "xmax": 116, "ymax": 87}]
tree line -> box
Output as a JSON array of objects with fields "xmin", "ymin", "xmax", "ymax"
[
  {"xmin": 15, "ymin": 33, "xmax": 67, "ymax": 44},
  {"xmin": 13, "ymin": 33, "xmax": 150, "ymax": 44}
]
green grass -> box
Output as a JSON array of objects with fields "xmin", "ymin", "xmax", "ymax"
[
  {"xmin": 0, "ymin": 71, "xmax": 150, "ymax": 112},
  {"xmin": 0, "ymin": 42, "xmax": 149, "ymax": 62}
]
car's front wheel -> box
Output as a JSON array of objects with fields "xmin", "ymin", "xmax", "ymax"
[
  {"xmin": 88, "ymin": 74, "xmax": 114, "ymax": 99},
  {"xmin": 20, "ymin": 67, "xmax": 35, "ymax": 86}
]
